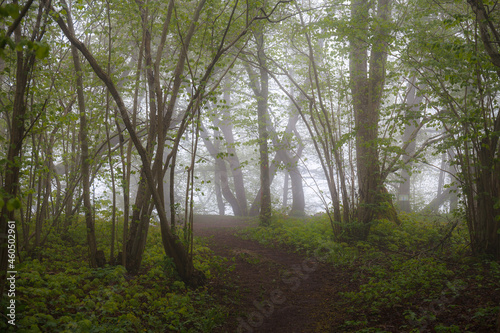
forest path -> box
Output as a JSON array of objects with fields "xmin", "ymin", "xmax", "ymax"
[{"xmin": 193, "ymin": 215, "xmax": 356, "ymax": 333}]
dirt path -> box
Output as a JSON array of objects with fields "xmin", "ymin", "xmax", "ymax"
[{"xmin": 193, "ymin": 215, "xmax": 356, "ymax": 333}]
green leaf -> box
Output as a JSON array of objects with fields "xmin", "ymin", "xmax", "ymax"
[
  {"xmin": 35, "ymin": 43, "xmax": 50, "ymax": 59},
  {"xmin": 0, "ymin": 3, "xmax": 20, "ymax": 19},
  {"xmin": 0, "ymin": 197, "xmax": 4, "ymax": 210},
  {"xmin": 6, "ymin": 198, "xmax": 21, "ymax": 211}
]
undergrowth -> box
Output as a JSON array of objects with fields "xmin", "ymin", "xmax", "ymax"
[
  {"xmin": 0, "ymin": 219, "xmax": 230, "ymax": 333},
  {"xmin": 238, "ymin": 212, "xmax": 500, "ymax": 332}
]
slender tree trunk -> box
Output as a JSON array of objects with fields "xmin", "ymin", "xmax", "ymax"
[
  {"xmin": 64, "ymin": 123, "xmax": 77, "ymax": 228},
  {"xmin": 35, "ymin": 138, "xmax": 52, "ymax": 256},
  {"xmin": 280, "ymin": 8, "xmax": 350, "ymax": 227},
  {"xmin": 63, "ymin": 0, "xmax": 102, "ymax": 268},
  {"xmin": 118, "ymin": 24, "xmax": 145, "ymax": 268},
  {"xmin": 104, "ymin": 0, "xmax": 117, "ymax": 263},
  {"xmin": 214, "ymin": 128, "xmax": 226, "ymax": 215},
  {"xmin": 465, "ymin": 0, "xmax": 500, "ymax": 259},
  {"xmin": 51, "ymin": 1, "xmax": 204, "ymax": 284},
  {"xmin": 219, "ymin": 81, "xmax": 248, "ymax": 215},
  {"xmin": 283, "ymin": 171, "xmax": 289, "ymax": 210},
  {"xmin": 289, "ymin": 164, "xmax": 305, "ymax": 216},
  {"xmin": 257, "ymin": 31, "xmax": 272, "ymax": 225},
  {"xmin": 397, "ymin": 79, "xmax": 422, "ymax": 212}
]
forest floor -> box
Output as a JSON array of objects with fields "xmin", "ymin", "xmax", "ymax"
[
  {"xmin": 193, "ymin": 214, "xmax": 500, "ymax": 333},
  {"xmin": 193, "ymin": 215, "xmax": 363, "ymax": 332}
]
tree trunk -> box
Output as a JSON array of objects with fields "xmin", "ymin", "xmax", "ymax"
[
  {"xmin": 105, "ymin": 2, "xmax": 117, "ymax": 263},
  {"xmin": 63, "ymin": 0, "xmax": 101, "ymax": 268},
  {"xmin": 465, "ymin": 0, "xmax": 500, "ymax": 259},
  {"xmin": 256, "ymin": 31, "xmax": 272, "ymax": 226},
  {"xmin": 283, "ymin": 171, "xmax": 289, "ymax": 210},
  {"xmin": 289, "ymin": 164, "xmax": 305, "ymax": 216},
  {"xmin": 269, "ymin": 113, "xmax": 305, "ymax": 216},
  {"xmin": 214, "ymin": 127, "xmax": 226, "ymax": 215},
  {"xmin": 244, "ymin": 30, "xmax": 272, "ymax": 225},
  {"xmin": 249, "ymin": 154, "xmax": 281, "ymax": 216},
  {"xmin": 471, "ymin": 140, "xmax": 500, "ymax": 259},
  {"xmin": 397, "ymin": 79, "xmax": 422, "ymax": 212},
  {"xmin": 350, "ymin": 0, "xmax": 392, "ymax": 238},
  {"xmin": 285, "ymin": 8, "xmax": 350, "ymax": 228},
  {"xmin": 0, "ymin": 25, "xmax": 32, "ymax": 299},
  {"xmin": 217, "ymin": 81, "xmax": 248, "ymax": 215},
  {"xmin": 0, "ymin": 0, "xmax": 49, "ymax": 298},
  {"xmin": 125, "ymin": 166, "xmax": 154, "ymax": 274},
  {"xmin": 200, "ymin": 123, "xmax": 242, "ymax": 215},
  {"xmin": 51, "ymin": 1, "xmax": 205, "ymax": 284}
]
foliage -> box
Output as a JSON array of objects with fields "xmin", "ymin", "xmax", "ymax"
[
  {"xmin": 342, "ymin": 257, "xmax": 453, "ymax": 312},
  {"xmin": 239, "ymin": 213, "xmax": 358, "ymax": 266},
  {"xmin": 367, "ymin": 213, "xmax": 468, "ymax": 255},
  {"xmin": 0, "ymin": 219, "xmax": 228, "ymax": 333}
]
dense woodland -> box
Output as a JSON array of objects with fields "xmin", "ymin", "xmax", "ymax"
[{"xmin": 0, "ymin": 0, "xmax": 499, "ymax": 331}]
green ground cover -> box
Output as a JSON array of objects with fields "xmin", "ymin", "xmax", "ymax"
[
  {"xmin": 0, "ymin": 220, "xmax": 229, "ymax": 333},
  {"xmin": 238, "ymin": 212, "xmax": 500, "ymax": 332}
]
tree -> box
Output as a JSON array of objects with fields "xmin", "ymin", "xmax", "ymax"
[
  {"xmin": 0, "ymin": 0, "xmax": 50, "ymax": 300},
  {"xmin": 50, "ymin": 0, "xmax": 291, "ymax": 282},
  {"xmin": 349, "ymin": 0, "xmax": 395, "ymax": 238},
  {"xmin": 397, "ymin": 79, "xmax": 423, "ymax": 212},
  {"xmin": 464, "ymin": 0, "xmax": 500, "ymax": 259},
  {"xmin": 402, "ymin": 0, "xmax": 500, "ymax": 259},
  {"xmin": 200, "ymin": 78, "xmax": 249, "ymax": 217},
  {"xmin": 244, "ymin": 28, "xmax": 272, "ymax": 226},
  {"xmin": 216, "ymin": 80, "xmax": 249, "ymax": 216},
  {"xmin": 270, "ymin": 111, "xmax": 305, "ymax": 216},
  {"xmin": 62, "ymin": 0, "xmax": 104, "ymax": 268}
]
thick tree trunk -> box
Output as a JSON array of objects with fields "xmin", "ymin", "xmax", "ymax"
[
  {"xmin": 244, "ymin": 30, "xmax": 272, "ymax": 225},
  {"xmin": 350, "ymin": 0, "xmax": 392, "ymax": 238},
  {"xmin": 126, "ymin": 181, "xmax": 153, "ymax": 274}
]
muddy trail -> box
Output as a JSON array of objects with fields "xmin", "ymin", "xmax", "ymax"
[{"xmin": 193, "ymin": 215, "xmax": 358, "ymax": 333}]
